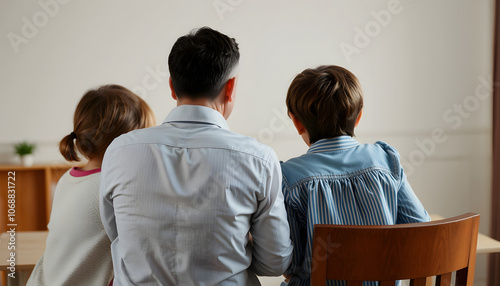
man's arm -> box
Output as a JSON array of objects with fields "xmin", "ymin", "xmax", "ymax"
[
  {"xmin": 249, "ymin": 151, "xmax": 293, "ymax": 276},
  {"xmin": 99, "ymin": 147, "xmax": 118, "ymax": 241}
]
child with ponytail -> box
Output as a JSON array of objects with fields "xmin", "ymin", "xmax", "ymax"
[{"xmin": 27, "ymin": 84, "xmax": 155, "ymax": 286}]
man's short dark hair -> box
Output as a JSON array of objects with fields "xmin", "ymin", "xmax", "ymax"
[
  {"xmin": 168, "ymin": 27, "xmax": 240, "ymax": 100},
  {"xmin": 286, "ymin": 65, "xmax": 364, "ymax": 144}
]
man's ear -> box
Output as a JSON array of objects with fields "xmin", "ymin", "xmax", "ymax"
[
  {"xmin": 169, "ymin": 77, "xmax": 177, "ymax": 100},
  {"xmin": 355, "ymin": 109, "xmax": 363, "ymax": 127},
  {"xmin": 289, "ymin": 112, "xmax": 306, "ymax": 135},
  {"xmin": 224, "ymin": 77, "xmax": 237, "ymax": 103}
]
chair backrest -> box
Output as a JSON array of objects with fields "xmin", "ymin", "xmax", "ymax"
[{"xmin": 311, "ymin": 213, "xmax": 480, "ymax": 286}]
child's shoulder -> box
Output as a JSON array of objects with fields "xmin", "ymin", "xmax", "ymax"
[
  {"xmin": 280, "ymin": 152, "xmax": 330, "ymax": 186},
  {"xmin": 372, "ymin": 141, "xmax": 401, "ymax": 157},
  {"xmin": 281, "ymin": 140, "xmax": 404, "ymax": 185},
  {"xmin": 368, "ymin": 141, "xmax": 403, "ymax": 179}
]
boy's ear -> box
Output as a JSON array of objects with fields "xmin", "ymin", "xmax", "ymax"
[
  {"xmin": 290, "ymin": 113, "xmax": 306, "ymax": 135},
  {"xmin": 355, "ymin": 109, "xmax": 363, "ymax": 127},
  {"xmin": 169, "ymin": 77, "xmax": 177, "ymax": 100},
  {"xmin": 224, "ymin": 77, "xmax": 237, "ymax": 103}
]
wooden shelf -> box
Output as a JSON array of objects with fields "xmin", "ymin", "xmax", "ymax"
[{"xmin": 0, "ymin": 164, "xmax": 75, "ymax": 232}]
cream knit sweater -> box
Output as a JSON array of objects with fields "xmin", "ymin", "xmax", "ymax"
[{"xmin": 27, "ymin": 170, "xmax": 113, "ymax": 286}]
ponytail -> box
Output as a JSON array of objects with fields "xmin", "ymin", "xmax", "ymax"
[
  {"xmin": 62, "ymin": 84, "xmax": 154, "ymax": 162},
  {"xmin": 58, "ymin": 133, "xmax": 80, "ymax": 162}
]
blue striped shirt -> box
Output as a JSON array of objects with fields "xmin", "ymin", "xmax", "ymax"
[{"xmin": 281, "ymin": 136, "xmax": 430, "ymax": 286}]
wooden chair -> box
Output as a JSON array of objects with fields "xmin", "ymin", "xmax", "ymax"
[{"xmin": 311, "ymin": 213, "xmax": 480, "ymax": 286}]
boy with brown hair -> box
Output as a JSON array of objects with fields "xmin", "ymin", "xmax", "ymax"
[{"xmin": 281, "ymin": 65, "xmax": 430, "ymax": 285}]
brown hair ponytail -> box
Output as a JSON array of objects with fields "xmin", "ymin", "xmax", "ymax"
[
  {"xmin": 59, "ymin": 133, "xmax": 80, "ymax": 161},
  {"xmin": 58, "ymin": 84, "xmax": 155, "ymax": 162}
]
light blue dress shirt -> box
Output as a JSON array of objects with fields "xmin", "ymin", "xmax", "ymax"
[
  {"xmin": 281, "ymin": 136, "xmax": 430, "ymax": 286},
  {"xmin": 100, "ymin": 105, "xmax": 293, "ymax": 286}
]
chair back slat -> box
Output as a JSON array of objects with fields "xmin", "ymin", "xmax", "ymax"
[
  {"xmin": 436, "ymin": 273, "xmax": 452, "ymax": 286},
  {"xmin": 410, "ymin": 277, "xmax": 428, "ymax": 286},
  {"xmin": 311, "ymin": 213, "xmax": 480, "ymax": 285}
]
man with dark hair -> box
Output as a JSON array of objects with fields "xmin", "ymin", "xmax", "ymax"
[
  {"xmin": 168, "ymin": 27, "xmax": 241, "ymax": 100},
  {"xmin": 100, "ymin": 27, "xmax": 293, "ymax": 285}
]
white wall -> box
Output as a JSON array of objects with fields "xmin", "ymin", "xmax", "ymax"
[{"xmin": 0, "ymin": 0, "xmax": 495, "ymax": 285}]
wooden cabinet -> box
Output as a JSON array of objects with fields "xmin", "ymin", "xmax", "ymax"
[{"xmin": 0, "ymin": 165, "xmax": 73, "ymax": 232}]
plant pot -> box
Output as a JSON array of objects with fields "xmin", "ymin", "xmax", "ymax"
[{"xmin": 20, "ymin": 154, "xmax": 34, "ymax": 167}]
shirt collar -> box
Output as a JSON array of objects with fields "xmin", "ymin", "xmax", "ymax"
[
  {"xmin": 307, "ymin": 135, "xmax": 361, "ymax": 153},
  {"xmin": 163, "ymin": 105, "xmax": 229, "ymax": 130}
]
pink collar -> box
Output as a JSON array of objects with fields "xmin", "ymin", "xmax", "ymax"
[{"xmin": 69, "ymin": 167, "xmax": 101, "ymax": 177}]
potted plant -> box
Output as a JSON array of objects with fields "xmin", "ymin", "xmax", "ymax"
[{"xmin": 14, "ymin": 141, "xmax": 36, "ymax": 166}]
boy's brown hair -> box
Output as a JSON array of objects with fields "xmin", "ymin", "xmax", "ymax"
[
  {"xmin": 286, "ymin": 65, "xmax": 363, "ymax": 144},
  {"xmin": 59, "ymin": 84, "xmax": 156, "ymax": 162}
]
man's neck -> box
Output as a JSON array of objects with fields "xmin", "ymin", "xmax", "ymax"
[{"xmin": 176, "ymin": 97, "xmax": 229, "ymax": 119}]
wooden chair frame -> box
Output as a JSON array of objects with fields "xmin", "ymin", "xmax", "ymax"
[{"xmin": 311, "ymin": 213, "xmax": 480, "ymax": 286}]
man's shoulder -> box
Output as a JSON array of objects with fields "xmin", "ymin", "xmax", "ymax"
[
  {"xmin": 107, "ymin": 124, "xmax": 277, "ymax": 163},
  {"xmin": 105, "ymin": 125, "xmax": 163, "ymax": 151},
  {"xmin": 211, "ymin": 128, "xmax": 277, "ymax": 162}
]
